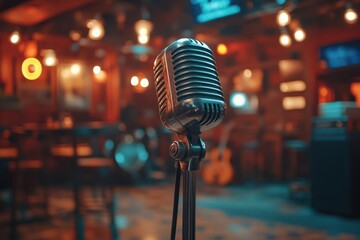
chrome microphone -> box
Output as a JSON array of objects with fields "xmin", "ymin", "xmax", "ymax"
[{"xmin": 153, "ymin": 38, "xmax": 226, "ymax": 133}]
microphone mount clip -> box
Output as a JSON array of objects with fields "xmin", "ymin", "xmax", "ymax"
[{"xmin": 169, "ymin": 132, "xmax": 206, "ymax": 171}]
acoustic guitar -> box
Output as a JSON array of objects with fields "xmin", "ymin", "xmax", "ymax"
[{"xmin": 202, "ymin": 121, "xmax": 235, "ymax": 186}]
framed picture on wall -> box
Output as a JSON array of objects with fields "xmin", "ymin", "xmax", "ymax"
[{"xmin": 57, "ymin": 61, "xmax": 91, "ymax": 110}]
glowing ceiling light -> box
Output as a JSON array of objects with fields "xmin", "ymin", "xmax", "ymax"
[
  {"xmin": 138, "ymin": 34, "xmax": 149, "ymax": 44},
  {"xmin": 344, "ymin": 7, "xmax": 358, "ymax": 24},
  {"xmin": 93, "ymin": 65, "xmax": 106, "ymax": 83},
  {"xmin": 131, "ymin": 76, "xmax": 139, "ymax": 86},
  {"xmin": 42, "ymin": 49, "xmax": 57, "ymax": 67},
  {"xmin": 70, "ymin": 64, "xmax": 81, "ymax": 75},
  {"xmin": 140, "ymin": 78, "xmax": 149, "ymax": 88},
  {"xmin": 217, "ymin": 43, "xmax": 228, "ymax": 55},
  {"xmin": 279, "ymin": 33, "xmax": 292, "ymax": 47},
  {"xmin": 243, "ymin": 69, "xmax": 252, "ymax": 78},
  {"xmin": 134, "ymin": 19, "xmax": 153, "ymax": 35},
  {"xmin": 88, "ymin": 20, "xmax": 105, "ymax": 40},
  {"xmin": 277, "ymin": 10, "xmax": 291, "ymax": 26},
  {"xmin": 9, "ymin": 31, "xmax": 20, "ymax": 44},
  {"xmin": 93, "ymin": 65, "xmax": 101, "ymax": 75},
  {"xmin": 22, "ymin": 57, "xmax": 42, "ymax": 80},
  {"xmin": 294, "ymin": 27, "xmax": 306, "ymax": 42},
  {"xmin": 134, "ymin": 19, "xmax": 153, "ymax": 45},
  {"xmin": 87, "ymin": 19, "xmax": 97, "ymax": 28}
]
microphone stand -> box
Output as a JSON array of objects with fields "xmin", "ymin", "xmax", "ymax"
[{"xmin": 169, "ymin": 131, "xmax": 206, "ymax": 240}]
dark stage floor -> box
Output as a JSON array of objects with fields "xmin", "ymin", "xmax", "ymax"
[{"xmin": 1, "ymin": 182, "xmax": 360, "ymax": 240}]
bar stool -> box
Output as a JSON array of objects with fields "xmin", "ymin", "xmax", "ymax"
[
  {"xmin": 283, "ymin": 140, "xmax": 310, "ymax": 201},
  {"xmin": 49, "ymin": 124, "xmax": 121, "ymax": 240},
  {"xmin": 240, "ymin": 140, "xmax": 264, "ymax": 181},
  {"xmin": 283, "ymin": 140, "xmax": 309, "ymax": 180},
  {"xmin": 1, "ymin": 126, "xmax": 49, "ymax": 240},
  {"xmin": 0, "ymin": 127, "xmax": 18, "ymax": 239}
]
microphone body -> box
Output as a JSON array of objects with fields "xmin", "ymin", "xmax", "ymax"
[{"xmin": 153, "ymin": 38, "xmax": 226, "ymax": 134}]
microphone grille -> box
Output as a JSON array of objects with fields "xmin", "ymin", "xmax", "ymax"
[
  {"xmin": 199, "ymin": 103, "xmax": 223, "ymax": 126},
  {"xmin": 153, "ymin": 58, "xmax": 167, "ymax": 118},
  {"xmin": 171, "ymin": 39, "xmax": 224, "ymax": 102}
]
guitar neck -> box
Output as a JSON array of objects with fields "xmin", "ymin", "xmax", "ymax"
[{"xmin": 217, "ymin": 122, "xmax": 235, "ymax": 155}]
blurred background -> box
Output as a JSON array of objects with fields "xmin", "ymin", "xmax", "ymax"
[{"xmin": 0, "ymin": 0, "xmax": 360, "ymax": 239}]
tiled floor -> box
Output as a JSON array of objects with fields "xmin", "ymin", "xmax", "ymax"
[{"xmin": 1, "ymin": 181, "xmax": 360, "ymax": 240}]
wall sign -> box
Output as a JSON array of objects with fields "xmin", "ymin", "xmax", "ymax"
[
  {"xmin": 189, "ymin": 0, "xmax": 242, "ymax": 23},
  {"xmin": 320, "ymin": 40, "xmax": 360, "ymax": 69}
]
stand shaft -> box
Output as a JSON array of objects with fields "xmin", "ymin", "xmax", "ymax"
[
  {"xmin": 171, "ymin": 166, "xmax": 181, "ymax": 240},
  {"xmin": 169, "ymin": 132, "xmax": 205, "ymax": 240},
  {"xmin": 182, "ymin": 170, "xmax": 196, "ymax": 240}
]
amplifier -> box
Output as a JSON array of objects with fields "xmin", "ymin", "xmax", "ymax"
[{"xmin": 310, "ymin": 116, "xmax": 360, "ymax": 217}]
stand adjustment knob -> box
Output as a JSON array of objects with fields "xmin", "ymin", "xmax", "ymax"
[{"xmin": 169, "ymin": 141, "xmax": 187, "ymax": 160}]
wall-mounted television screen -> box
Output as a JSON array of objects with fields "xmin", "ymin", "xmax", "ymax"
[{"xmin": 320, "ymin": 40, "xmax": 360, "ymax": 69}]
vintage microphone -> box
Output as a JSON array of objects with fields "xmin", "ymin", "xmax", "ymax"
[{"xmin": 153, "ymin": 38, "xmax": 226, "ymax": 240}]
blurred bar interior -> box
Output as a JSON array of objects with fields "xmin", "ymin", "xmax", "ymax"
[{"xmin": 0, "ymin": 0, "xmax": 360, "ymax": 239}]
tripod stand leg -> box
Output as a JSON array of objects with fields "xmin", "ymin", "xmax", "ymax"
[{"xmin": 182, "ymin": 170, "xmax": 196, "ymax": 240}]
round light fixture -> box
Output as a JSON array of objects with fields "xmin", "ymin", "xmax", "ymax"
[
  {"xmin": 344, "ymin": 7, "xmax": 358, "ymax": 24},
  {"xmin": 9, "ymin": 31, "xmax": 21, "ymax": 44},
  {"xmin": 22, "ymin": 57, "xmax": 42, "ymax": 80},
  {"xmin": 277, "ymin": 10, "xmax": 291, "ymax": 26},
  {"xmin": 279, "ymin": 33, "xmax": 292, "ymax": 47},
  {"xmin": 294, "ymin": 27, "xmax": 306, "ymax": 42}
]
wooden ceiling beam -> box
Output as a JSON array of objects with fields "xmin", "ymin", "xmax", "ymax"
[{"xmin": 0, "ymin": 0, "xmax": 100, "ymax": 26}]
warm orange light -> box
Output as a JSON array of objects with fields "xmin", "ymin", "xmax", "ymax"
[
  {"xmin": 319, "ymin": 85, "xmax": 333, "ymax": 104},
  {"xmin": 21, "ymin": 57, "xmax": 42, "ymax": 80},
  {"xmin": 319, "ymin": 86, "xmax": 329, "ymax": 97},
  {"xmin": 42, "ymin": 49, "xmax": 57, "ymax": 66},
  {"xmin": 131, "ymin": 76, "xmax": 139, "ymax": 86},
  {"xmin": 94, "ymin": 70, "xmax": 107, "ymax": 83},
  {"xmin": 351, "ymin": 82, "xmax": 360, "ymax": 106},
  {"xmin": 294, "ymin": 27, "xmax": 306, "ymax": 42},
  {"xmin": 279, "ymin": 33, "xmax": 291, "ymax": 47},
  {"xmin": 243, "ymin": 69, "xmax": 252, "ymax": 78},
  {"xmin": 277, "ymin": 10, "xmax": 291, "ymax": 26},
  {"xmin": 88, "ymin": 19, "xmax": 105, "ymax": 40},
  {"xmin": 24, "ymin": 41, "xmax": 38, "ymax": 58},
  {"xmin": 69, "ymin": 30, "xmax": 81, "ymax": 41},
  {"xmin": 70, "ymin": 64, "xmax": 81, "ymax": 75},
  {"xmin": 280, "ymin": 81, "xmax": 306, "ymax": 92},
  {"xmin": 9, "ymin": 31, "xmax": 20, "ymax": 44},
  {"xmin": 282, "ymin": 96, "xmax": 306, "ymax": 110},
  {"xmin": 217, "ymin": 43, "xmax": 228, "ymax": 55},
  {"xmin": 93, "ymin": 65, "xmax": 101, "ymax": 74},
  {"xmin": 345, "ymin": 7, "xmax": 358, "ymax": 24},
  {"xmin": 134, "ymin": 19, "xmax": 153, "ymax": 45},
  {"xmin": 140, "ymin": 78, "xmax": 149, "ymax": 88},
  {"xmin": 138, "ymin": 34, "xmax": 149, "ymax": 44}
]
